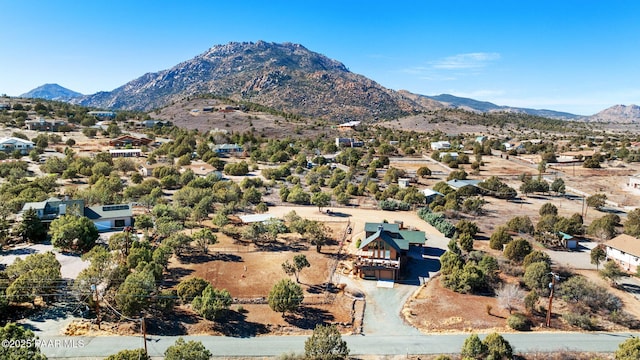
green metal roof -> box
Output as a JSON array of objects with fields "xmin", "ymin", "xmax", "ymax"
[
  {"xmin": 364, "ymin": 222, "xmax": 400, "ymax": 234},
  {"xmin": 399, "ymin": 230, "xmax": 426, "ymax": 246}
]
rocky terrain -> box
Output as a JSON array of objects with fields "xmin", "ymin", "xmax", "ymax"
[
  {"xmin": 585, "ymin": 104, "xmax": 640, "ymax": 123},
  {"xmin": 76, "ymin": 41, "xmax": 432, "ymax": 122}
]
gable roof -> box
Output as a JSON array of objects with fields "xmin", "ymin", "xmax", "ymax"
[
  {"xmin": 446, "ymin": 179, "xmax": 481, "ymax": 190},
  {"xmin": 0, "ymin": 137, "xmax": 34, "ymax": 146},
  {"xmin": 399, "ymin": 230, "xmax": 426, "ymax": 246},
  {"xmin": 364, "ymin": 222, "xmax": 399, "ymax": 234},
  {"xmin": 605, "ymin": 234, "xmax": 640, "ymax": 257},
  {"xmin": 359, "ymin": 229, "xmax": 406, "ymax": 252},
  {"xmin": 422, "ymin": 188, "xmax": 444, "ymax": 197}
]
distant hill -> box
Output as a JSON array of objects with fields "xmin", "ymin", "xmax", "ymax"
[
  {"xmin": 20, "ymin": 83, "xmax": 83, "ymax": 101},
  {"xmin": 77, "ymin": 41, "xmax": 432, "ymax": 122},
  {"xmin": 424, "ymin": 93, "xmax": 580, "ymax": 120},
  {"xmin": 584, "ymin": 104, "xmax": 640, "ymax": 123}
]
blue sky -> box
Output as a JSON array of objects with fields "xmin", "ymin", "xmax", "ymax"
[{"xmin": 1, "ymin": 0, "xmax": 639, "ymax": 115}]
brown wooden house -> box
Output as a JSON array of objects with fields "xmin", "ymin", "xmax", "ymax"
[{"xmin": 355, "ymin": 222, "xmax": 426, "ymax": 281}]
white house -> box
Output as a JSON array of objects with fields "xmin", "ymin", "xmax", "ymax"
[
  {"xmin": 430, "ymin": 141, "xmax": 451, "ymax": 151},
  {"xmin": 629, "ymin": 174, "xmax": 640, "ymax": 194},
  {"xmin": 604, "ymin": 234, "xmax": 640, "ymax": 273},
  {"xmin": 84, "ymin": 204, "xmax": 133, "ymax": 231},
  {"xmin": 0, "ymin": 137, "xmax": 34, "ymax": 155}
]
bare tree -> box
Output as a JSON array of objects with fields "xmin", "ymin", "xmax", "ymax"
[{"xmin": 496, "ymin": 283, "xmax": 525, "ymax": 314}]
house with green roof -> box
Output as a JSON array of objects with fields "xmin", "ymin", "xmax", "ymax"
[{"xmin": 355, "ymin": 222, "xmax": 426, "ymax": 281}]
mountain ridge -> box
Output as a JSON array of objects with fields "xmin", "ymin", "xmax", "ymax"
[
  {"xmin": 19, "ymin": 41, "xmax": 640, "ymax": 123},
  {"xmin": 20, "ymin": 83, "xmax": 83, "ymax": 101}
]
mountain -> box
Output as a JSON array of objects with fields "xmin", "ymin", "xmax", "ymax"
[
  {"xmin": 423, "ymin": 93, "xmax": 580, "ymax": 120},
  {"xmin": 20, "ymin": 83, "xmax": 83, "ymax": 101},
  {"xmin": 78, "ymin": 41, "xmax": 432, "ymax": 122},
  {"xmin": 584, "ymin": 104, "xmax": 640, "ymax": 123}
]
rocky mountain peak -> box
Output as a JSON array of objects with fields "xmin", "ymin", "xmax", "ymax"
[{"xmin": 587, "ymin": 104, "xmax": 640, "ymax": 123}]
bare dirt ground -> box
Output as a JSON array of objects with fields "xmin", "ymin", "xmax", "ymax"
[{"xmin": 159, "ymin": 216, "xmax": 355, "ymax": 336}]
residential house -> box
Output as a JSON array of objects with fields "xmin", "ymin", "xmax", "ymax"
[
  {"xmin": 475, "ymin": 136, "xmax": 487, "ymax": 144},
  {"xmin": 355, "ymin": 222, "xmax": 426, "ymax": 281},
  {"xmin": 446, "ymin": 179, "xmax": 481, "ymax": 191},
  {"xmin": 21, "ymin": 197, "xmax": 85, "ymax": 223},
  {"xmin": 0, "ymin": 137, "xmax": 34, "ymax": 154},
  {"xmin": 180, "ymin": 161, "xmax": 220, "ymax": 177},
  {"xmin": 109, "ymin": 135, "xmax": 153, "ymax": 147},
  {"xmin": 0, "ymin": 104, "xmax": 10, "ymax": 110},
  {"xmin": 138, "ymin": 162, "xmax": 163, "ymax": 177},
  {"xmin": 337, "ymin": 121, "xmax": 361, "ymax": 131},
  {"xmin": 430, "ymin": 141, "xmax": 451, "ymax": 151},
  {"xmin": 421, "ymin": 189, "xmax": 444, "ymax": 204},
  {"xmin": 628, "ymin": 174, "xmax": 640, "ymax": 194},
  {"xmin": 25, "ymin": 118, "xmax": 68, "ymax": 132},
  {"xmin": 212, "ymin": 143, "xmax": 243, "ymax": 154},
  {"xmin": 136, "ymin": 119, "xmax": 170, "ymax": 128},
  {"xmin": 88, "ymin": 111, "xmax": 116, "ymax": 119},
  {"xmin": 440, "ymin": 152, "xmax": 459, "ymax": 161},
  {"xmin": 335, "ymin": 138, "xmax": 364, "ymax": 148},
  {"xmin": 20, "ymin": 198, "xmax": 133, "ymax": 232},
  {"xmin": 109, "ymin": 149, "xmax": 141, "ymax": 158},
  {"xmin": 604, "ymin": 234, "xmax": 640, "ymax": 273},
  {"xmin": 84, "ymin": 204, "xmax": 133, "ymax": 231}
]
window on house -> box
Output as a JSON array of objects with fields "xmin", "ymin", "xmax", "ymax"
[{"xmin": 114, "ymin": 219, "xmax": 126, "ymax": 228}]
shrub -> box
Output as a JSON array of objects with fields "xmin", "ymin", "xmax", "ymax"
[
  {"xmin": 378, "ymin": 199, "xmax": 410, "ymax": 211},
  {"xmin": 417, "ymin": 207, "xmax": 456, "ymax": 238},
  {"xmin": 503, "ymin": 238, "xmax": 533, "ymax": 263},
  {"xmin": 489, "ymin": 226, "xmax": 512, "ymax": 250},
  {"xmin": 507, "ymin": 313, "xmax": 531, "ymax": 331},
  {"xmin": 524, "ymin": 291, "xmax": 539, "ymax": 313},
  {"xmin": 562, "ymin": 312, "xmax": 595, "ymax": 330}
]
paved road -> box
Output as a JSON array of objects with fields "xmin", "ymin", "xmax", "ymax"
[{"xmin": 37, "ymin": 332, "xmax": 640, "ymax": 358}]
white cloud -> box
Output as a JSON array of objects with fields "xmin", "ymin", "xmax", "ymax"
[{"xmin": 430, "ymin": 52, "xmax": 501, "ymax": 70}]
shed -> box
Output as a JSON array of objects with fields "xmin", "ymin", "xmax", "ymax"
[{"xmin": 558, "ymin": 231, "xmax": 579, "ymax": 249}]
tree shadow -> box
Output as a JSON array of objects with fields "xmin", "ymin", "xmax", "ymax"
[
  {"xmin": 1, "ymin": 247, "xmax": 37, "ymax": 256},
  {"xmin": 326, "ymin": 211, "xmax": 351, "ymax": 218},
  {"xmin": 306, "ymin": 282, "xmax": 339, "ymax": 294},
  {"xmin": 284, "ymin": 306, "xmax": 334, "ymax": 329},
  {"xmin": 213, "ymin": 310, "xmax": 269, "ymax": 337},
  {"xmin": 213, "ymin": 253, "xmax": 244, "ymax": 262},
  {"xmin": 257, "ymin": 241, "xmax": 308, "ymax": 252},
  {"xmin": 164, "ymin": 267, "xmax": 195, "ymax": 287}
]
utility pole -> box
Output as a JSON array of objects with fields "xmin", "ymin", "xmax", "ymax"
[
  {"xmin": 91, "ymin": 284, "xmax": 100, "ymax": 330},
  {"xmin": 142, "ymin": 317, "xmax": 148, "ymax": 355},
  {"xmin": 546, "ymin": 272, "xmax": 560, "ymax": 327}
]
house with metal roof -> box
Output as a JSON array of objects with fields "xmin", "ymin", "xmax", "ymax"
[
  {"xmin": 211, "ymin": 143, "xmax": 243, "ymax": 154},
  {"xmin": 604, "ymin": 234, "xmax": 640, "ymax": 273},
  {"xmin": 430, "ymin": 141, "xmax": 451, "ymax": 151},
  {"xmin": 0, "ymin": 137, "xmax": 34, "ymax": 155},
  {"xmin": 20, "ymin": 197, "xmax": 85, "ymax": 222},
  {"xmin": 446, "ymin": 179, "xmax": 482, "ymax": 191},
  {"xmin": 84, "ymin": 204, "xmax": 133, "ymax": 231},
  {"xmin": 20, "ymin": 198, "xmax": 132, "ymax": 232},
  {"xmin": 109, "ymin": 135, "xmax": 153, "ymax": 147},
  {"xmin": 355, "ymin": 222, "xmax": 426, "ymax": 281}
]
